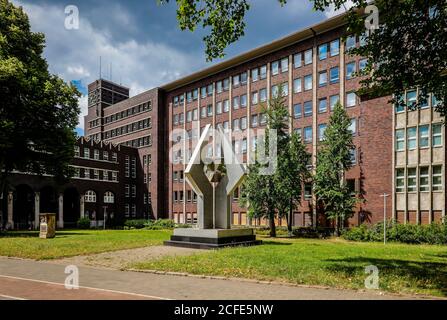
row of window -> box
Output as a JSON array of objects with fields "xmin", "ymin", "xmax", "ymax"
[
  {"xmin": 173, "ymin": 92, "xmax": 357, "ymax": 127},
  {"xmin": 396, "ymin": 92, "xmax": 440, "ymax": 113},
  {"xmin": 124, "ymin": 204, "xmax": 137, "ymax": 218},
  {"xmin": 124, "ymin": 184, "xmax": 137, "ymax": 198},
  {"xmin": 396, "ymin": 166, "xmax": 443, "ymax": 192},
  {"xmin": 104, "ymin": 101, "xmax": 152, "ymax": 124},
  {"xmin": 73, "ymin": 167, "xmax": 118, "ymax": 182},
  {"xmin": 395, "ymin": 124, "xmax": 443, "ymax": 151},
  {"xmin": 121, "ymin": 135, "xmax": 152, "ymax": 148},
  {"xmin": 104, "ymin": 118, "xmax": 152, "ymax": 140},
  {"xmin": 173, "ymin": 190, "xmax": 198, "ymax": 203},
  {"xmin": 84, "ymin": 190, "xmax": 115, "ymax": 203},
  {"xmin": 173, "ymin": 35, "xmax": 366, "ymax": 107},
  {"xmin": 74, "ymin": 147, "xmax": 118, "ymax": 162}
]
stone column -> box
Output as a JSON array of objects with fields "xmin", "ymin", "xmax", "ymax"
[
  {"xmin": 7, "ymin": 191, "xmax": 13, "ymax": 230},
  {"xmin": 34, "ymin": 192, "xmax": 40, "ymax": 230},
  {"xmin": 80, "ymin": 195, "xmax": 85, "ymax": 218},
  {"xmin": 58, "ymin": 193, "xmax": 64, "ymax": 229}
]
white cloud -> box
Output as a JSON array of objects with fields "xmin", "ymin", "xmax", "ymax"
[
  {"xmin": 13, "ymin": 0, "xmax": 201, "ymax": 130},
  {"xmin": 324, "ymin": 0, "xmax": 355, "ymax": 18}
]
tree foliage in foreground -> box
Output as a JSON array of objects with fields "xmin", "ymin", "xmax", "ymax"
[
  {"xmin": 0, "ymin": 0, "xmax": 81, "ymax": 195},
  {"xmin": 314, "ymin": 102, "xmax": 361, "ymax": 235},
  {"xmin": 160, "ymin": 0, "xmax": 446, "ymax": 114},
  {"xmin": 240, "ymin": 89, "xmax": 310, "ymax": 237}
]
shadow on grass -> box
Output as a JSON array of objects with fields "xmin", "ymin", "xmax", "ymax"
[
  {"xmin": 323, "ymin": 256, "xmax": 447, "ymax": 296},
  {"xmin": 261, "ymin": 240, "xmax": 293, "ymax": 246}
]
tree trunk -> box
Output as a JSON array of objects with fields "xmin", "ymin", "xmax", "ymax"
[
  {"xmin": 269, "ymin": 214, "xmax": 276, "ymax": 238},
  {"xmin": 287, "ymin": 199, "xmax": 293, "ymax": 236},
  {"xmin": 334, "ymin": 213, "xmax": 339, "ymax": 237}
]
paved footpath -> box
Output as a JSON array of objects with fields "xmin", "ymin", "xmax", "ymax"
[{"xmin": 0, "ymin": 256, "xmax": 429, "ymax": 300}]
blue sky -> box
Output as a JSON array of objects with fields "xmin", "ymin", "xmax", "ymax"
[{"xmin": 12, "ymin": 0, "xmax": 345, "ymax": 135}]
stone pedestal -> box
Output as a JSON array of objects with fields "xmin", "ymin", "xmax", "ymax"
[
  {"xmin": 39, "ymin": 213, "xmax": 56, "ymax": 239},
  {"xmin": 164, "ymin": 228, "xmax": 261, "ymax": 249}
]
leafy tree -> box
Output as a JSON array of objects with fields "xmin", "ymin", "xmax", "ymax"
[
  {"xmin": 161, "ymin": 0, "xmax": 446, "ymax": 114},
  {"xmin": 314, "ymin": 102, "xmax": 360, "ymax": 235},
  {"xmin": 240, "ymin": 88, "xmax": 310, "ymax": 237},
  {"xmin": 0, "ymin": 0, "xmax": 80, "ymax": 197}
]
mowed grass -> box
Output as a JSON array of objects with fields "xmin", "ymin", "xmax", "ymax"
[
  {"xmin": 133, "ymin": 237, "xmax": 447, "ymax": 297},
  {"xmin": 0, "ymin": 229, "xmax": 171, "ymax": 260}
]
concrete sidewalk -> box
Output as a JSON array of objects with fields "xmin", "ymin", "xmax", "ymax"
[{"xmin": 0, "ymin": 256, "xmax": 426, "ymax": 300}]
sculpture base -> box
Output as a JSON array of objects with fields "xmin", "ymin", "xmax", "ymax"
[{"xmin": 164, "ymin": 228, "xmax": 262, "ymax": 250}]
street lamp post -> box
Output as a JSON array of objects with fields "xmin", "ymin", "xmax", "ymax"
[{"xmin": 380, "ymin": 193, "xmax": 390, "ymax": 244}]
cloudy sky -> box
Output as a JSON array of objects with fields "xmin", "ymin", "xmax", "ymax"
[{"xmin": 12, "ymin": 0, "xmax": 347, "ymax": 135}]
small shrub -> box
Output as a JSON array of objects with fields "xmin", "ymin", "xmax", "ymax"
[
  {"xmin": 124, "ymin": 220, "xmax": 148, "ymax": 229},
  {"xmin": 343, "ymin": 222, "xmax": 447, "ymax": 245},
  {"xmin": 77, "ymin": 217, "xmax": 91, "ymax": 230}
]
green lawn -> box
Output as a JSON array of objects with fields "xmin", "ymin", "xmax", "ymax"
[
  {"xmin": 133, "ymin": 237, "xmax": 447, "ymax": 297},
  {"xmin": 0, "ymin": 229, "xmax": 171, "ymax": 260}
]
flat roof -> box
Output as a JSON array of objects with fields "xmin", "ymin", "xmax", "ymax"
[{"xmin": 160, "ymin": 11, "xmax": 350, "ymax": 92}]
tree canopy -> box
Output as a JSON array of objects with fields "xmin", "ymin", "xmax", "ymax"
[{"xmin": 0, "ymin": 0, "xmax": 81, "ymax": 193}]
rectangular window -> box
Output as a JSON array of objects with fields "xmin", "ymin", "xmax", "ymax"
[
  {"xmin": 319, "ymin": 71, "xmax": 327, "ymax": 87},
  {"xmin": 304, "ymin": 49, "xmax": 313, "ymax": 65},
  {"xmin": 223, "ymin": 78, "xmax": 229, "ymax": 91},
  {"xmin": 294, "ymin": 128, "xmax": 301, "ymax": 140},
  {"xmin": 419, "ymin": 167, "xmax": 429, "ymax": 192},
  {"xmin": 396, "ymin": 129, "xmax": 405, "ymax": 151},
  {"xmin": 216, "ymin": 102, "xmax": 222, "ymax": 114},
  {"xmin": 419, "ymin": 125, "xmax": 429, "ymax": 148},
  {"xmin": 281, "ymin": 82, "xmax": 288, "ymax": 97},
  {"xmin": 272, "ymin": 61, "xmax": 279, "ymax": 76},
  {"xmin": 304, "ymin": 75, "xmax": 312, "ymax": 91},
  {"xmin": 186, "ymin": 111, "xmax": 192, "ymax": 122},
  {"xmin": 294, "ymin": 53, "xmax": 302, "ymax": 68},
  {"xmin": 193, "ymin": 89, "xmax": 198, "ymax": 100},
  {"xmin": 207, "ymin": 104, "xmax": 213, "ymax": 117},
  {"xmin": 396, "ymin": 168, "xmax": 405, "ymax": 192},
  {"xmin": 346, "ymin": 35, "xmax": 356, "ymax": 51},
  {"xmin": 304, "ymin": 183, "xmax": 312, "ymax": 200},
  {"xmin": 318, "ymin": 98, "xmax": 327, "ymax": 113},
  {"xmin": 293, "ymin": 78, "xmax": 302, "ymax": 93},
  {"xmin": 240, "ymin": 94, "xmax": 247, "ymax": 108},
  {"xmin": 359, "ymin": 58, "xmax": 368, "ymax": 72},
  {"xmin": 330, "ymin": 39, "xmax": 340, "ymax": 56},
  {"xmin": 252, "ymin": 68, "xmax": 259, "ymax": 82},
  {"xmin": 233, "ymin": 96, "xmax": 240, "ymax": 110},
  {"xmin": 233, "ymin": 75, "xmax": 240, "ymax": 87},
  {"xmin": 84, "ymin": 148, "xmax": 90, "ymax": 159},
  {"xmin": 304, "ymin": 101, "xmax": 312, "ymax": 117},
  {"xmin": 350, "ymin": 148, "xmax": 357, "ymax": 165},
  {"xmin": 407, "ymin": 127, "xmax": 417, "ymax": 150},
  {"xmin": 251, "ymin": 114, "xmax": 258, "ymax": 128},
  {"xmin": 346, "ymin": 92, "xmax": 357, "ymax": 107},
  {"xmin": 330, "ymin": 95, "xmax": 339, "ymax": 111},
  {"xmin": 432, "ymin": 124, "xmax": 442, "ymax": 147},
  {"xmin": 260, "ymin": 65, "xmax": 267, "ymax": 79},
  {"xmin": 241, "ymin": 117, "xmax": 247, "ymax": 130},
  {"xmin": 304, "ymin": 126, "xmax": 312, "ymax": 143},
  {"xmin": 201, "ymin": 107, "xmax": 206, "ymax": 118},
  {"xmin": 318, "ymin": 44, "xmax": 328, "ymax": 60},
  {"xmin": 293, "ymin": 104, "xmax": 302, "ymax": 119},
  {"xmin": 349, "ymin": 118, "xmax": 357, "ymax": 134},
  {"xmin": 318, "ymin": 124, "xmax": 327, "ymax": 141},
  {"xmin": 272, "ymin": 85, "xmax": 279, "ymax": 98},
  {"xmin": 260, "ymin": 88, "xmax": 267, "ymax": 102},
  {"xmin": 330, "ymin": 67, "xmax": 339, "ymax": 84},
  {"xmin": 252, "ymin": 92, "xmax": 258, "ymax": 105},
  {"xmin": 217, "ymin": 81, "xmax": 223, "ymax": 93},
  {"xmin": 346, "ymin": 62, "xmax": 356, "ymax": 79},
  {"xmin": 241, "ymin": 72, "xmax": 247, "ymax": 84},
  {"xmin": 233, "ymin": 119, "xmax": 240, "ymax": 131},
  {"xmin": 84, "ymin": 169, "xmax": 90, "ymax": 179},
  {"xmin": 407, "ymin": 168, "xmax": 417, "ymax": 192},
  {"xmin": 433, "ymin": 166, "xmax": 443, "ymax": 191},
  {"xmin": 223, "ymin": 99, "xmax": 230, "ymax": 112},
  {"xmin": 207, "ymin": 84, "xmax": 213, "ymax": 96},
  {"xmin": 281, "ymin": 57, "xmax": 289, "ymax": 73},
  {"xmin": 406, "ymin": 90, "xmax": 417, "ymax": 108},
  {"xmin": 201, "ymin": 87, "xmax": 207, "ymax": 98}
]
